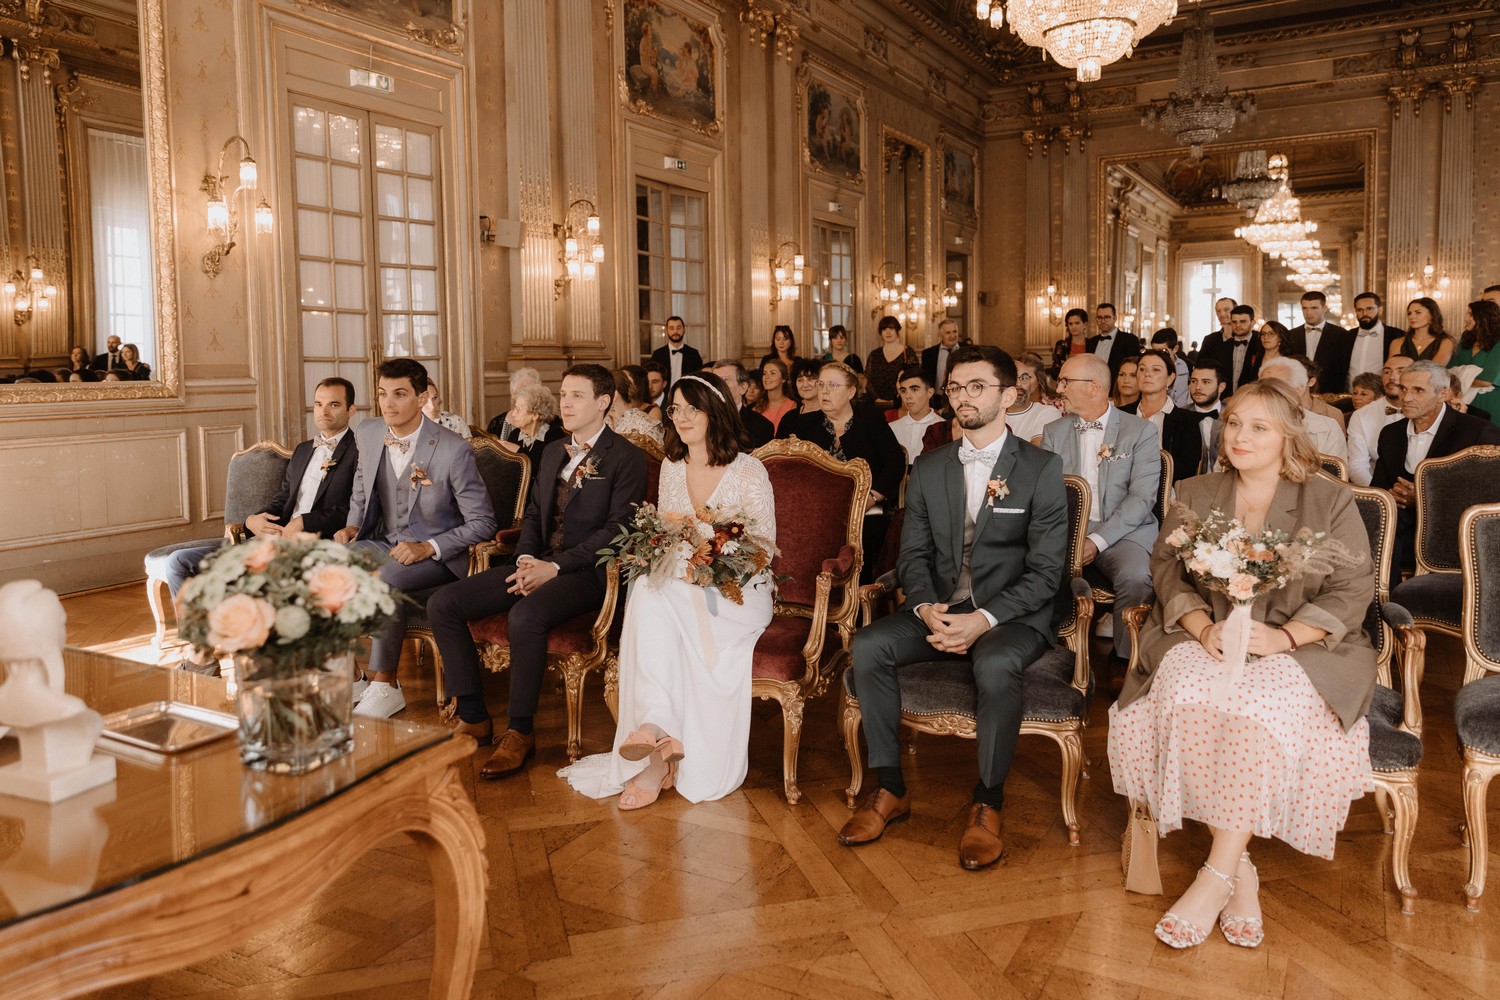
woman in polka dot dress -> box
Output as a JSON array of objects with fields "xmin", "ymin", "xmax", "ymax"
[{"xmin": 1109, "ymin": 380, "xmax": 1377, "ymax": 950}]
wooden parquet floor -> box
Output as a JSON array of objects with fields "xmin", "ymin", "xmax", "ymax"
[{"xmin": 57, "ymin": 584, "xmax": 1500, "ymax": 1000}]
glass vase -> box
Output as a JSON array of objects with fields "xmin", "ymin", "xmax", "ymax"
[{"xmin": 233, "ymin": 649, "xmax": 355, "ymax": 775}]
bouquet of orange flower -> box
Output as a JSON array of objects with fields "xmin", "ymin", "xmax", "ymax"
[{"xmin": 599, "ymin": 503, "xmax": 777, "ymax": 606}]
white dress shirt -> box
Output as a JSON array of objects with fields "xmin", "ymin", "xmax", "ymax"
[
  {"xmin": 1348, "ymin": 324, "xmax": 1388, "ymax": 380},
  {"xmin": 1192, "ymin": 402, "xmax": 1220, "ymax": 474},
  {"xmin": 384, "ymin": 423, "xmax": 442, "ymax": 561},
  {"xmin": 1139, "ymin": 395, "xmax": 1174, "ymax": 440},
  {"xmin": 292, "ymin": 428, "xmax": 350, "ymax": 518},
  {"xmin": 1092, "ymin": 333, "xmax": 1116, "ymax": 363},
  {"xmin": 890, "ymin": 410, "xmax": 944, "ymax": 465},
  {"xmin": 1304, "ymin": 323, "xmax": 1327, "ymax": 359},
  {"xmin": 1228, "ymin": 335, "xmax": 1254, "ymax": 385},
  {"xmin": 1346, "ymin": 399, "xmax": 1403, "ymax": 486},
  {"xmin": 669, "ymin": 347, "xmax": 685, "ymax": 384},
  {"xmin": 1005, "ymin": 401, "xmax": 1064, "ymax": 443},
  {"xmin": 934, "ymin": 345, "xmax": 953, "ymax": 389},
  {"xmin": 1405, "ymin": 404, "xmax": 1447, "ymax": 474}
]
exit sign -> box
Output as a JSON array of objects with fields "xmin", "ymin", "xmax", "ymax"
[
  {"xmin": 349, "ymin": 68, "xmax": 393, "ymax": 93},
  {"xmin": 662, "ymin": 156, "xmax": 687, "ymax": 171}
]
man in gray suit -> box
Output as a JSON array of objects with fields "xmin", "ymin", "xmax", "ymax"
[
  {"xmin": 839, "ymin": 345, "xmax": 1068, "ymax": 870},
  {"xmin": 1043, "ymin": 354, "xmax": 1160, "ymax": 685},
  {"xmin": 335, "ymin": 358, "xmax": 497, "ymax": 718}
]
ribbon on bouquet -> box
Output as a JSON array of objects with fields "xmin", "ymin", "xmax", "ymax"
[{"xmin": 1216, "ymin": 602, "xmax": 1255, "ymax": 700}]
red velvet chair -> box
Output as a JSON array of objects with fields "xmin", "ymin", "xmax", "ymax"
[{"xmin": 465, "ymin": 432, "xmax": 662, "ymax": 759}]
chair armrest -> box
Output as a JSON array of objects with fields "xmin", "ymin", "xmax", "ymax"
[
  {"xmin": 1066, "ymin": 579, "xmax": 1096, "ymax": 692},
  {"xmin": 858, "ymin": 573, "xmax": 898, "ymax": 628},
  {"xmin": 591, "ymin": 563, "xmax": 621, "ymax": 646},
  {"xmin": 225, "ymin": 524, "xmax": 246, "ymax": 545},
  {"xmin": 1382, "ymin": 601, "xmax": 1427, "ymax": 738},
  {"xmin": 822, "ymin": 544, "xmax": 858, "ymax": 580},
  {"xmin": 497, "ymin": 527, "xmax": 522, "ymax": 545},
  {"xmin": 1121, "ymin": 603, "xmax": 1153, "ymax": 677}
]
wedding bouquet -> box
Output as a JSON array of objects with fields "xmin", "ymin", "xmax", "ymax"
[
  {"xmin": 599, "ymin": 503, "xmax": 777, "ymax": 605},
  {"xmin": 176, "ymin": 533, "xmax": 398, "ymax": 675},
  {"xmin": 1162, "ymin": 504, "xmax": 1357, "ymax": 687}
]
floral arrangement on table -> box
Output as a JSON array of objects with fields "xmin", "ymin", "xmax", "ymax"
[
  {"xmin": 1162, "ymin": 504, "xmax": 1357, "ymax": 686},
  {"xmin": 599, "ymin": 503, "xmax": 778, "ymax": 606},
  {"xmin": 176, "ymin": 534, "xmax": 397, "ymax": 673}
]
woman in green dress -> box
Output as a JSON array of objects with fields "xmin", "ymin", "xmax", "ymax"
[{"xmin": 1451, "ymin": 298, "xmax": 1500, "ymax": 422}]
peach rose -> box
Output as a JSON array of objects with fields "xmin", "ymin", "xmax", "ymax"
[
  {"xmin": 242, "ymin": 538, "xmax": 279, "ymax": 574},
  {"xmin": 306, "ymin": 563, "xmax": 359, "ymax": 615},
  {"xmin": 206, "ymin": 594, "xmax": 276, "ymax": 652},
  {"xmin": 1227, "ymin": 573, "xmax": 1258, "ymax": 602}
]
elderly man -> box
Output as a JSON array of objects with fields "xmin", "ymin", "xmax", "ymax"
[
  {"xmin": 709, "ymin": 357, "xmax": 774, "ymax": 447},
  {"xmin": 922, "ymin": 319, "xmax": 962, "ymax": 406},
  {"xmin": 1257, "ymin": 356, "xmax": 1348, "ymax": 463},
  {"xmin": 1373, "ymin": 360, "xmax": 1500, "ymax": 586},
  {"xmin": 1347, "ymin": 355, "xmax": 1412, "ymax": 486},
  {"xmin": 1042, "ymin": 354, "xmax": 1160, "ymax": 683}
]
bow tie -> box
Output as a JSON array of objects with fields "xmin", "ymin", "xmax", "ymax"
[
  {"xmin": 565, "ymin": 441, "xmax": 591, "ymax": 460},
  {"xmin": 1386, "ymin": 405, "xmax": 1400, "ymax": 415},
  {"xmin": 1358, "ymin": 328, "xmax": 1379, "ymax": 337},
  {"xmin": 1232, "ymin": 337, "xmax": 1251, "ymax": 345},
  {"xmin": 671, "ymin": 348, "xmax": 682, "ymax": 354},
  {"xmin": 1077, "ymin": 419, "xmax": 1104, "ymax": 432},
  {"xmin": 1198, "ymin": 408, "xmax": 1219, "ymax": 418},
  {"xmin": 383, "ymin": 432, "xmax": 411, "ymax": 454},
  {"xmin": 958, "ymin": 442, "xmax": 1000, "ymax": 467},
  {"xmin": 318, "ymin": 435, "xmax": 338, "ymax": 449},
  {"xmin": 1096, "ymin": 335, "xmax": 1112, "ymax": 342}
]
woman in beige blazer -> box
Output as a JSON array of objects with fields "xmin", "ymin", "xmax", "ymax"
[{"xmin": 1110, "ymin": 379, "xmax": 1376, "ymax": 951}]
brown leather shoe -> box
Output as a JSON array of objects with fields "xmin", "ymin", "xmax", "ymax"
[
  {"xmin": 451, "ymin": 719, "xmax": 493, "ymax": 745},
  {"xmin": 959, "ymin": 803, "xmax": 1005, "ymax": 870},
  {"xmin": 837, "ymin": 788, "xmax": 911, "ymax": 846},
  {"xmin": 480, "ymin": 729, "xmax": 534, "ymax": 779}
]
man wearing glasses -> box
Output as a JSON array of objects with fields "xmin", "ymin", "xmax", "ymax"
[
  {"xmin": 840, "ymin": 345, "xmax": 1068, "ymax": 871},
  {"xmin": 1043, "ymin": 354, "xmax": 1161, "ymax": 690}
]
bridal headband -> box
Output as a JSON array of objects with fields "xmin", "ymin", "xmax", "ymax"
[{"xmin": 677, "ymin": 374, "xmax": 726, "ymax": 403}]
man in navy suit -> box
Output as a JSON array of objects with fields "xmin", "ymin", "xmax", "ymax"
[
  {"xmin": 335, "ymin": 359, "xmax": 497, "ymax": 718},
  {"xmin": 1289, "ymin": 290, "xmax": 1356, "ymax": 394},
  {"xmin": 1085, "ymin": 302, "xmax": 1141, "ymax": 381},
  {"xmin": 426, "ymin": 364, "xmax": 648, "ymax": 777},
  {"xmin": 650, "ymin": 315, "xmax": 703, "ymax": 400}
]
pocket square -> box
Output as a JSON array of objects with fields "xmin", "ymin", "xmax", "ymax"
[{"xmin": 992, "ymin": 506, "xmax": 1026, "ymax": 514}]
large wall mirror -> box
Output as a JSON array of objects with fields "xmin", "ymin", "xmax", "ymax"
[
  {"xmin": 880, "ymin": 128, "xmax": 930, "ymax": 342},
  {"xmin": 0, "ymin": 0, "xmax": 177, "ymax": 402},
  {"xmin": 1096, "ymin": 130, "xmax": 1376, "ymax": 349}
]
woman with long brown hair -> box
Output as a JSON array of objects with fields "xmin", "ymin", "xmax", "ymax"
[
  {"xmin": 1453, "ymin": 298, "xmax": 1500, "ymax": 422},
  {"xmin": 1389, "ymin": 296, "xmax": 1455, "ymax": 365}
]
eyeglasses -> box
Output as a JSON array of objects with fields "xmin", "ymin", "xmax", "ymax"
[
  {"xmin": 944, "ymin": 380, "xmax": 1008, "ymax": 398},
  {"xmin": 665, "ymin": 403, "xmax": 703, "ymax": 420},
  {"xmin": 814, "ymin": 380, "xmax": 850, "ymax": 391},
  {"xmin": 1016, "ymin": 373, "xmax": 1034, "ymax": 384},
  {"xmin": 1055, "ymin": 377, "xmax": 1098, "ymax": 388}
]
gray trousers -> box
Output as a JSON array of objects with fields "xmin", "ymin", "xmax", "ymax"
[
  {"xmin": 354, "ymin": 541, "xmax": 461, "ymax": 675},
  {"xmin": 1089, "ymin": 538, "xmax": 1153, "ymax": 660},
  {"xmin": 850, "ymin": 605, "xmax": 1051, "ymax": 790}
]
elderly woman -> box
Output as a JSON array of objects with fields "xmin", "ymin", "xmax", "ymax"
[
  {"xmin": 487, "ymin": 367, "xmax": 543, "ymax": 439},
  {"xmin": 497, "ymin": 380, "xmax": 563, "ymax": 467},
  {"xmin": 1109, "ymin": 379, "xmax": 1376, "ymax": 951}
]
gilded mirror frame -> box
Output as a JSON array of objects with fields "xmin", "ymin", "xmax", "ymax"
[
  {"xmin": 1, "ymin": 0, "xmax": 179, "ymax": 404},
  {"xmin": 1092, "ymin": 128, "xmax": 1380, "ymax": 305},
  {"xmin": 877, "ymin": 126, "xmax": 932, "ymax": 323}
]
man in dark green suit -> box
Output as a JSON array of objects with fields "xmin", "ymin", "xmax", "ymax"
[{"xmin": 839, "ymin": 345, "xmax": 1069, "ymax": 869}]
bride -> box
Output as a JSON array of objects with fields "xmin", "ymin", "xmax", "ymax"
[{"xmin": 561, "ymin": 371, "xmax": 777, "ymax": 808}]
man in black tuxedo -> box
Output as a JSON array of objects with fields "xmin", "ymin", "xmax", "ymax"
[
  {"xmin": 92, "ymin": 334, "xmax": 125, "ymax": 373},
  {"xmin": 709, "ymin": 357, "xmax": 774, "ymax": 447},
  {"xmin": 1372, "ymin": 360, "xmax": 1500, "ymax": 587},
  {"xmin": 649, "ymin": 315, "xmax": 702, "ymax": 400},
  {"xmin": 1350, "ymin": 291, "xmax": 1403, "ymax": 384},
  {"xmin": 1289, "ymin": 290, "xmax": 1356, "ymax": 394},
  {"xmin": 1085, "ymin": 302, "xmax": 1141, "ymax": 381},
  {"xmin": 1206, "ymin": 304, "xmax": 1264, "ymax": 398},
  {"xmin": 1187, "ymin": 358, "xmax": 1228, "ymax": 474},
  {"xmin": 426, "ymin": 363, "xmax": 647, "ymax": 777},
  {"xmin": 922, "ymin": 319, "xmax": 961, "ymax": 408},
  {"xmin": 840, "ymin": 345, "xmax": 1067, "ymax": 870}
]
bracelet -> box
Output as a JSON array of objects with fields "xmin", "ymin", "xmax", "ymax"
[
  {"xmin": 1196, "ymin": 622, "xmax": 1212, "ymax": 645},
  {"xmin": 1278, "ymin": 626, "xmax": 1298, "ymax": 652}
]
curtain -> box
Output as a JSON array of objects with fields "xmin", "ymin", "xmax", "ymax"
[{"xmin": 87, "ymin": 129, "xmax": 155, "ymax": 365}]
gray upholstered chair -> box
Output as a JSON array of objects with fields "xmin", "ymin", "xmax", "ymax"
[
  {"xmin": 1391, "ymin": 445, "xmax": 1500, "ymax": 641},
  {"xmin": 839, "ymin": 475, "xmax": 1094, "ymax": 845},
  {"xmin": 1455, "ymin": 501, "xmax": 1500, "ymax": 911},
  {"xmin": 1319, "ymin": 454, "xmax": 1349, "ymax": 481},
  {"xmin": 143, "ymin": 441, "xmax": 293, "ymax": 647}
]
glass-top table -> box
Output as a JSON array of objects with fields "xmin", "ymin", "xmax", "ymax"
[{"xmin": 0, "ymin": 649, "xmax": 485, "ymax": 999}]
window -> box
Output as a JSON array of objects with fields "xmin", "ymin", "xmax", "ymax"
[
  {"xmin": 635, "ymin": 180, "xmax": 707, "ymax": 359},
  {"xmin": 1179, "ymin": 258, "xmax": 1244, "ymax": 343},
  {"xmin": 812, "ymin": 222, "xmax": 854, "ymax": 354},
  {"xmin": 87, "ymin": 129, "xmax": 155, "ymax": 363},
  {"xmin": 291, "ymin": 101, "xmax": 441, "ymax": 423}
]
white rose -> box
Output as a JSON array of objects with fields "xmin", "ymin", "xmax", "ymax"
[{"xmin": 274, "ymin": 604, "xmax": 311, "ymax": 641}]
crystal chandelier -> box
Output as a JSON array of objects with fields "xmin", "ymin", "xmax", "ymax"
[
  {"xmin": 975, "ymin": 1, "xmax": 1179, "ymax": 83},
  {"xmin": 1141, "ymin": 5, "xmax": 1253, "ymax": 157},
  {"xmin": 1235, "ymin": 173, "xmax": 1316, "ymax": 253},
  {"xmin": 1220, "ymin": 151, "xmax": 1281, "ymax": 212}
]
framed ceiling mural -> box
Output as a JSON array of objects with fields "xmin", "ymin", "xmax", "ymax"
[
  {"xmin": 619, "ymin": 0, "xmax": 722, "ymax": 138},
  {"xmin": 293, "ymin": 0, "xmax": 467, "ymax": 52},
  {"xmin": 799, "ymin": 63, "xmax": 864, "ymax": 186}
]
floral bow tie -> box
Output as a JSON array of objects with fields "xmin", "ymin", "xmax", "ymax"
[
  {"xmin": 318, "ymin": 435, "xmax": 338, "ymax": 449},
  {"xmin": 383, "ymin": 432, "xmax": 411, "ymax": 454},
  {"xmin": 565, "ymin": 441, "xmax": 591, "ymax": 460},
  {"xmin": 1077, "ymin": 419, "xmax": 1104, "ymax": 432},
  {"xmin": 958, "ymin": 442, "xmax": 1000, "ymax": 466},
  {"xmin": 1386, "ymin": 405, "xmax": 1400, "ymax": 415}
]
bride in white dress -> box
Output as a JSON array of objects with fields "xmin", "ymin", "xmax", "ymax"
[{"xmin": 561, "ymin": 372, "xmax": 776, "ymax": 808}]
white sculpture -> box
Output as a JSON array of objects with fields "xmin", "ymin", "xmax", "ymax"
[{"xmin": 0, "ymin": 580, "xmax": 115, "ymax": 802}]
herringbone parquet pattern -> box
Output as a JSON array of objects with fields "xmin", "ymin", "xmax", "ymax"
[{"xmin": 63, "ymin": 584, "xmax": 1500, "ymax": 1000}]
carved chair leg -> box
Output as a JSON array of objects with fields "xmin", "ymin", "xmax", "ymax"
[
  {"xmin": 778, "ymin": 687, "xmax": 805, "ymax": 805},
  {"xmin": 904, "ymin": 729, "xmax": 918, "ymax": 756},
  {"xmin": 602, "ymin": 655, "xmax": 620, "ymax": 722},
  {"xmin": 1373, "ymin": 786, "xmax": 1394, "ymax": 835},
  {"xmin": 1462, "ymin": 757, "xmax": 1499, "ymax": 912},
  {"xmin": 147, "ymin": 576, "xmax": 170, "ymax": 649},
  {"xmin": 1379, "ymin": 773, "xmax": 1420, "ymax": 915},
  {"xmin": 427, "ymin": 639, "xmax": 446, "ymax": 708},
  {"xmin": 1055, "ymin": 729, "xmax": 1085, "ymax": 848},
  {"xmin": 561, "ymin": 660, "xmax": 588, "ymax": 762},
  {"xmin": 840, "ymin": 689, "xmax": 864, "ymax": 809}
]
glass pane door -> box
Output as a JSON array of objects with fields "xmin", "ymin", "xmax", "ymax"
[
  {"xmin": 812, "ymin": 222, "xmax": 855, "ymax": 353},
  {"xmin": 635, "ymin": 180, "xmax": 707, "ymax": 359}
]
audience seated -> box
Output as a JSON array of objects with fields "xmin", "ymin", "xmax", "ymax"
[
  {"xmin": 1349, "ymin": 371, "xmax": 1384, "ymax": 408},
  {"xmin": 1005, "ymin": 351, "xmax": 1065, "ymax": 444},
  {"xmin": 422, "ymin": 380, "xmax": 471, "ymax": 438},
  {"xmin": 487, "ymin": 367, "xmax": 544, "ymax": 440},
  {"xmin": 92, "ymin": 334, "xmax": 126, "ymax": 373},
  {"xmin": 497, "ymin": 379, "xmax": 564, "ymax": 466},
  {"xmin": 1257, "ymin": 357, "xmax": 1347, "ymax": 462},
  {"xmin": 709, "ymin": 358, "xmax": 774, "ymax": 447},
  {"xmin": 1347, "ymin": 356, "xmax": 1412, "ymax": 486},
  {"xmin": 1118, "ymin": 348, "xmax": 1206, "ymax": 483},
  {"xmin": 889, "ymin": 366, "xmax": 945, "ymax": 465},
  {"xmin": 610, "ymin": 366, "xmax": 665, "ymax": 444}
]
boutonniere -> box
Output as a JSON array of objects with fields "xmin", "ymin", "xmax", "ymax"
[
  {"xmin": 1097, "ymin": 444, "xmax": 1130, "ymax": 462},
  {"xmin": 410, "ymin": 464, "xmax": 433, "ymax": 488},
  {"xmin": 574, "ymin": 458, "xmax": 601, "ymax": 485},
  {"xmin": 986, "ymin": 478, "xmax": 1010, "ymax": 508},
  {"xmin": 319, "ymin": 458, "xmax": 338, "ymax": 473}
]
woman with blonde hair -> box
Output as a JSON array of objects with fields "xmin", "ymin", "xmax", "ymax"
[
  {"xmin": 610, "ymin": 367, "xmax": 665, "ymax": 445},
  {"xmin": 1109, "ymin": 378, "xmax": 1376, "ymax": 951}
]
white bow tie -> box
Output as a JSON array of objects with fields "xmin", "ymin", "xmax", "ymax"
[{"xmin": 958, "ymin": 441, "xmax": 1000, "ymax": 467}]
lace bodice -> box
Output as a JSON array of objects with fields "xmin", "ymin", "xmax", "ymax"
[
  {"xmin": 660, "ymin": 452, "xmax": 776, "ymax": 544},
  {"xmin": 613, "ymin": 408, "xmax": 664, "ymax": 444}
]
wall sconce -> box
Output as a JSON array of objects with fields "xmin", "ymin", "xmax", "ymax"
[
  {"xmin": 553, "ymin": 198, "xmax": 604, "ymax": 299},
  {"xmin": 201, "ymin": 135, "xmax": 272, "ymax": 278},
  {"xmin": 768, "ymin": 240, "xmax": 805, "ymax": 310},
  {"xmin": 939, "ymin": 272, "xmax": 964, "ymax": 312},
  {"xmin": 1035, "ymin": 277, "xmax": 1069, "ymax": 325},
  {"xmin": 1406, "ymin": 258, "xmax": 1450, "ymax": 299},
  {"xmin": 871, "ymin": 262, "xmax": 927, "ymax": 325},
  {"xmin": 3, "ymin": 255, "xmax": 58, "ymax": 327}
]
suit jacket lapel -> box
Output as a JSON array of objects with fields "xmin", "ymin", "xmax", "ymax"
[
  {"xmin": 311, "ymin": 432, "xmax": 355, "ymax": 508},
  {"xmin": 408, "ymin": 416, "xmax": 442, "ymax": 498},
  {"xmin": 944, "ymin": 444, "xmax": 966, "ymax": 565},
  {"xmin": 973, "ymin": 434, "xmax": 1021, "ymax": 544},
  {"xmin": 1266, "ymin": 478, "xmax": 1302, "ymax": 536}
]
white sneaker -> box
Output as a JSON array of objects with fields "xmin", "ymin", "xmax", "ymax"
[
  {"xmin": 1095, "ymin": 615, "xmax": 1115, "ymax": 639},
  {"xmin": 351, "ymin": 674, "xmax": 370, "ymax": 704},
  {"xmin": 353, "ymin": 681, "xmax": 405, "ymax": 718}
]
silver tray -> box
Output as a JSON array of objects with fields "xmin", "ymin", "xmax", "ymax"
[{"xmin": 100, "ymin": 701, "xmax": 238, "ymax": 753}]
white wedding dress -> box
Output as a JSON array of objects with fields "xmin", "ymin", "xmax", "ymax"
[{"xmin": 560, "ymin": 452, "xmax": 776, "ymax": 803}]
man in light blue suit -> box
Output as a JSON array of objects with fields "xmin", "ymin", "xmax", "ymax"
[
  {"xmin": 1043, "ymin": 354, "xmax": 1161, "ymax": 682},
  {"xmin": 335, "ymin": 359, "xmax": 496, "ymax": 718}
]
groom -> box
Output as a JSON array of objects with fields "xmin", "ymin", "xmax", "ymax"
[{"xmin": 841, "ymin": 345, "xmax": 1068, "ymax": 869}]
